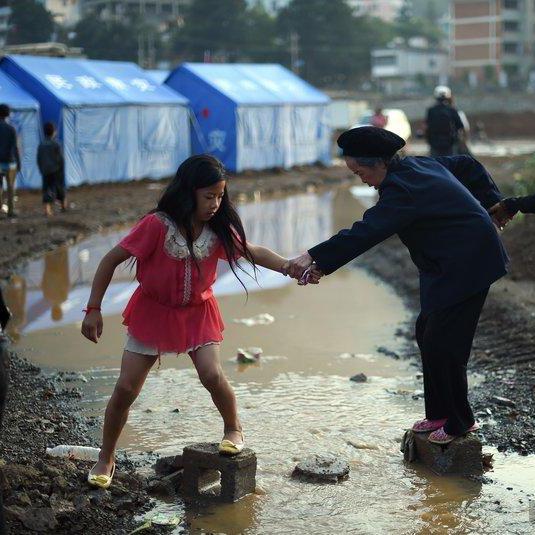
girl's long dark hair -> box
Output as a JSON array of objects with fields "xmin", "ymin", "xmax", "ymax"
[{"xmin": 153, "ymin": 154, "xmax": 256, "ymax": 291}]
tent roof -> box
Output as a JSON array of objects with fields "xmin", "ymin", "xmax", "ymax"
[
  {"xmin": 178, "ymin": 63, "xmax": 280, "ymax": 105},
  {"xmin": 236, "ymin": 64, "xmax": 329, "ymax": 104},
  {"xmin": 83, "ymin": 61, "xmax": 187, "ymax": 104},
  {"xmin": 2, "ymin": 56, "xmax": 188, "ymax": 106},
  {"xmin": 145, "ymin": 69, "xmax": 170, "ymax": 85},
  {"xmin": 0, "ymin": 69, "xmax": 39, "ymax": 110},
  {"xmin": 2, "ymin": 55, "xmax": 125, "ymax": 106},
  {"xmin": 176, "ymin": 63, "xmax": 329, "ymax": 105}
]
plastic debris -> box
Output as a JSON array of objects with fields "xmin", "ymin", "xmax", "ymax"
[
  {"xmin": 150, "ymin": 512, "xmax": 181, "ymax": 526},
  {"xmin": 233, "ymin": 313, "xmax": 274, "ymax": 327},
  {"xmin": 45, "ymin": 445, "xmax": 100, "ymax": 461},
  {"xmin": 346, "ymin": 440, "xmax": 379, "ymax": 451},
  {"xmin": 128, "ymin": 513, "xmax": 181, "ymax": 534},
  {"xmin": 236, "ymin": 347, "xmax": 262, "ymax": 363}
]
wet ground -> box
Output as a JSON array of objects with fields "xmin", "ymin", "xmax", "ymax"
[{"xmin": 2, "ymin": 183, "xmax": 535, "ymax": 533}]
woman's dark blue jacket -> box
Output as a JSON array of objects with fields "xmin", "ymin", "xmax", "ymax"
[{"xmin": 309, "ymin": 156, "xmax": 508, "ymax": 314}]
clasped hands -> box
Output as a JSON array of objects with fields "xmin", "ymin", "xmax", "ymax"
[
  {"xmin": 488, "ymin": 201, "xmax": 513, "ymax": 230},
  {"xmin": 282, "ymin": 252, "xmax": 323, "ymax": 285}
]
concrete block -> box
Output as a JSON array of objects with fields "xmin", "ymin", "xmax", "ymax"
[
  {"xmin": 181, "ymin": 443, "xmax": 256, "ymax": 503},
  {"xmin": 401, "ymin": 430, "xmax": 483, "ymax": 476}
]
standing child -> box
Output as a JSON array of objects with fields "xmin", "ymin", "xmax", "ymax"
[
  {"xmin": 0, "ymin": 104, "xmax": 20, "ymax": 218},
  {"xmin": 37, "ymin": 122, "xmax": 66, "ymax": 217},
  {"xmin": 81, "ymin": 155, "xmax": 289, "ymax": 489}
]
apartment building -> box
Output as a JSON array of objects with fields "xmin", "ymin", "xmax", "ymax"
[
  {"xmin": 451, "ymin": 0, "xmax": 535, "ymax": 83},
  {"xmin": 372, "ymin": 38, "xmax": 449, "ymax": 93}
]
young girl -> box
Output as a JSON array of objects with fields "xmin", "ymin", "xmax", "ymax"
[{"xmin": 81, "ymin": 155, "xmax": 289, "ymax": 489}]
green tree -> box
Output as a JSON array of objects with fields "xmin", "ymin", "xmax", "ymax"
[
  {"xmin": 242, "ymin": 1, "xmax": 281, "ymax": 62},
  {"xmin": 6, "ymin": 0, "xmax": 54, "ymax": 44},
  {"xmin": 172, "ymin": 0, "xmax": 248, "ymax": 62},
  {"xmin": 71, "ymin": 14, "xmax": 139, "ymax": 62},
  {"xmin": 394, "ymin": 0, "xmax": 443, "ymax": 45},
  {"xmin": 277, "ymin": 0, "xmax": 391, "ymax": 87}
]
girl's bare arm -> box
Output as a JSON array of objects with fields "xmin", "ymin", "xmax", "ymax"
[
  {"xmin": 81, "ymin": 246, "xmax": 131, "ymax": 343},
  {"xmin": 246, "ymin": 243, "xmax": 288, "ymax": 273}
]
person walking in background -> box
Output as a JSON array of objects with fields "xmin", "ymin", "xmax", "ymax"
[
  {"xmin": 425, "ymin": 86, "xmax": 465, "ymax": 157},
  {"xmin": 371, "ymin": 107, "xmax": 388, "ymax": 129},
  {"xmin": 37, "ymin": 122, "xmax": 66, "ymax": 217},
  {"xmin": 0, "ymin": 104, "xmax": 21, "ymax": 218}
]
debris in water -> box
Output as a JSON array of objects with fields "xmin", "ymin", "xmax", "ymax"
[
  {"xmin": 347, "ymin": 440, "xmax": 379, "ymax": 451},
  {"xmin": 233, "ymin": 313, "xmax": 275, "ymax": 327},
  {"xmin": 377, "ymin": 346, "xmax": 400, "ymax": 359},
  {"xmin": 349, "ymin": 373, "xmax": 367, "ymax": 383},
  {"xmin": 292, "ymin": 454, "xmax": 350, "ymax": 483},
  {"xmin": 237, "ymin": 347, "xmax": 262, "ymax": 363},
  {"xmin": 386, "ymin": 388, "xmax": 414, "ymax": 396},
  {"xmin": 128, "ymin": 512, "xmax": 181, "ymax": 534},
  {"xmin": 150, "ymin": 512, "xmax": 181, "ymax": 526}
]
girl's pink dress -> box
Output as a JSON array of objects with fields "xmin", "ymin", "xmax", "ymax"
[{"xmin": 118, "ymin": 212, "xmax": 230, "ymax": 354}]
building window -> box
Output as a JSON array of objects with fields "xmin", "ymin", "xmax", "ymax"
[
  {"xmin": 503, "ymin": 41, "xmax": 519, "ymax": 53},
  {"xmin": 503, "ymin": 0, "xmax": 518, "ymax": 9},
  {"xmin": 503, "ymin": 20, "xmax": 519, "ymax": 31},
  {"xmin": 373, "ymin": 55, "xmax": 397, "ymax": 67}
]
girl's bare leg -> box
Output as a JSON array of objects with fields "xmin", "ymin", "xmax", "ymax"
[
  {"xmin": 92, "ymin": 350, "xmax": 158, "ymax": 476},
  {"xmin": 191, "ymin": 344, "xmax": 243, "ymax": 444}
]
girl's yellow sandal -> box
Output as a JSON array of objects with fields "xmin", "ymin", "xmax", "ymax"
[
  {"xmin": 218, "ymin": 430, "xmax": 244, "ymax": 455},
  {"xmin": 87, "ymin": 463, "xmax": 116, "ymax": 489}
]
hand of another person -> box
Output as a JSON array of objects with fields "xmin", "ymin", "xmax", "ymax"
[
  {"xmin": 488, "ymin": 202, "xmax": 511, "ymax": 230},
  {"xmin": 286, "ymin": 252, "xmax": 314, "ymax": 280},
  {"xmin": 298, "ymin": 266, "xmax": 323, "ymax": 285},
  {"xmin": 81, "ymin": 310, "xmax": 103, "ymax": 343}
]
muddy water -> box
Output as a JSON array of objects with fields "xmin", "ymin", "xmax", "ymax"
[{"xmin": 4, "ymin": 186, "xmax": 535, "ymax": 534}]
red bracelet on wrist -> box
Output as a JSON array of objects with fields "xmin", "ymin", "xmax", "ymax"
[{"xmin": 83, "ymin": 306, "xmax": 101, "ymax": 314}]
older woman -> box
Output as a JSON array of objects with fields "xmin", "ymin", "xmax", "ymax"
[{"xmin": 288, "ymin": 126, "xmax": 508, "ymax": 444}]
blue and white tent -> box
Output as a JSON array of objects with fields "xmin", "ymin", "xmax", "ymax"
[
  {"xmin": 0, "ymin": 56, "xmax": 190, "ymax": 187},
  {"xmin": 82, "ymin": 60, "xmax": 190, "ymax": 180},
  {"xmin": 165, "ymin": 63, "xmax": 331, "ymax": 173},
  {"xmin": 0, "ymin": 70, "xmax": 41, "ymax": 189},
  {"xmin": 145, "ymin": 69, "xmax": 170, "ymax": 85}
]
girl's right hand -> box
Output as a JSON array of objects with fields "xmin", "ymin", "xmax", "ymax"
[{"xmin": 81, "ymin": 310, "xmax": 103, "ymax": 343}]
